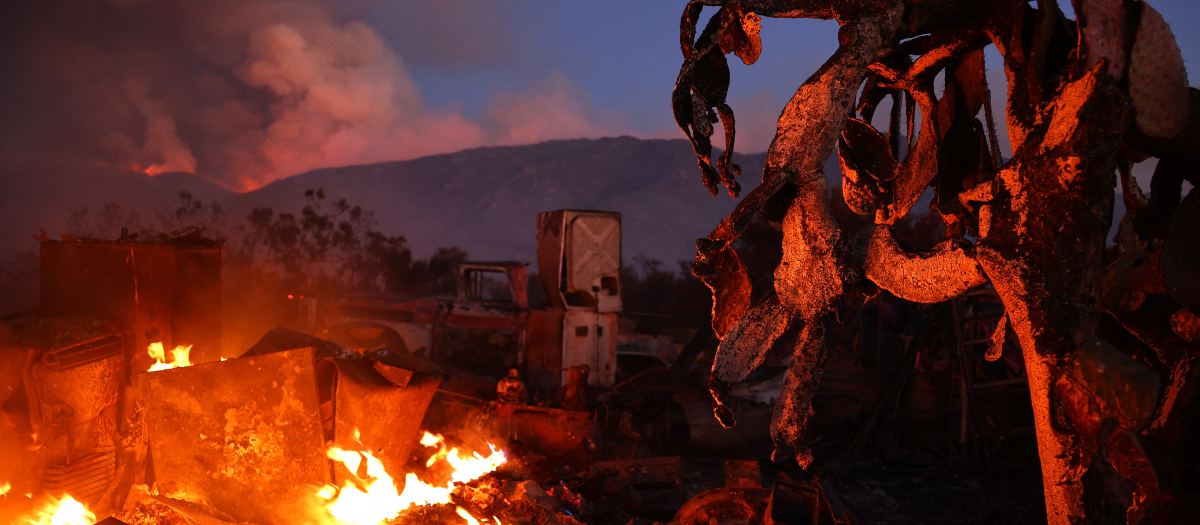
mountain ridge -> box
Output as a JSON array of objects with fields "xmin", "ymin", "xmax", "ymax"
[{"xmin": 2, "ymin": 137, "xmax": 811, "ymax": 265}]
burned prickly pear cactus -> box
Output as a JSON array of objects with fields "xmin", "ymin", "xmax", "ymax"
[{"xmin": 672, "ymin": 1, "xmax": 1199, "ymax": 523}]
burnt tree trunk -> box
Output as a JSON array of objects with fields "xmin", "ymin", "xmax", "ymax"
[{"xmin": 975, "ymin": 66, "xmax": 1130, "ymax": 523}]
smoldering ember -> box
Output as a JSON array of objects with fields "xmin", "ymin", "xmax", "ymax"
[{"xmin": 0, "ymin": 1, "xmax": 1198, "ymax": 525}]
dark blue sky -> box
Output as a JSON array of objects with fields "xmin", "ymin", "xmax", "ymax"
[{"xmin": 341, "ymin": 0, "xmax": 1198, "ymax": 156}]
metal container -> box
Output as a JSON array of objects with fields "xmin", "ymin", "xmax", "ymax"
[
  {"xmin": 40, "ymin": 238, "xmax": 221, "ymax": 366},
  {"xmin": 142, "ymin": 347, "xmax": 439, "ymax": 525}
]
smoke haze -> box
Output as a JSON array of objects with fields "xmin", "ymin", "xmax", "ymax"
[{"xmin": 0, "ymin": 0, "xmax": 633, "ymax": 191}]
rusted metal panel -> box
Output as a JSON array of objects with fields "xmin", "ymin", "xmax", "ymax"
[
  {"xmin": 142, "ymin": 348, "xmax": 327, "ymax": 525},
  {"xmin": 507, "ymin": 265, "xmax": 529, "ymax": 310},
  {"xmin": 565, "ymin": 213, "xmax": 621, "ymax": 313},
  {"xmin": 171, "ymin": 249, "xmax": 221, "ymax": 364},
  {"xmin": 561, "ymin": 310, "xmax": 617, "ymax": 387},
  {"xmin": 536, "ymin": 210, "xmax": 567, "ymax": 310},
  {"xmin": 330, "ymin": 359, "xmax": 440, "ymax": 483},
  {"xmin": 526, "ymin": 308, "xmax": 564, "ymax": 393},
  {"xmin": 536, "ymin": 210, "xmax": 622, "ymax": 312}
]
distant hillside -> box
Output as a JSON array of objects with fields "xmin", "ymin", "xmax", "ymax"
[
  {"xmin": 2, "ymin": 135, "xmax": 1139, "ymax": 270},
  {"xmin": 231, "ymin": 136, "xmax": 809, "ymax": 265},
  {"xmin": 4, "ymin": 137, "xmax": 822, "ymax": 265},
  {"xmin": 0, "ymin": 166, "xmax": 236, "ymax": 255}
]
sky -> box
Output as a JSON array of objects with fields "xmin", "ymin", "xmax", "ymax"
[{"xmin": 0, "ymin": 0, "xmax": 1196, "ymax": 192}]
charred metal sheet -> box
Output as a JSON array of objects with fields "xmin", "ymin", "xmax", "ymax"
[
  {"xmin": 536, "ymin": 210, "xmax": 623, "ymax": 312},
  {"xmin": 330, "ymin": 358, "xmax": 440, "ymax": 483},
  {"xmin": 44, "ymin": 447, "xmax": 116, "ymax": 504},
  {"xmin": 142, "ymin": 348, "xmax": 327, "ymax": 525},
  {"xmin": 0, "ymin": 319, "xmax": 128, "ymax": 507},
  {"xmin": 25, "ymin": 331, "xmax": 126, "ymax": 507},
  {"xmin": 243, "ymin": 327, "xmax": 359, "ymax": 360},
  {"xmin": 143, "ymin": 345, "xmax": 440, "ymax": 524},
  {"xmin": 41, "ymin": 334, "xmax": 124, "ymax": 371},
  {"xmin": 487, "ymin": 403, "xmax": 592, "ymax": 458},
  {"xmin": 526, "ymin": 308, "xmax": 565, "ymax": 393},
  {"xmin": 372, "ymin": 360, "xmax": 413, "ymax": 387}
]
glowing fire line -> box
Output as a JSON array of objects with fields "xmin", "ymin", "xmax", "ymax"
[
  {"xmin": 318, "ymin": 431, "xmax": 507, "ymax": 525},
  {"xmin": 26, "ymin": 494, "xmax": 95, "ymax": 525},
  {"xmin": 146, "ymin": 342, "xmax": 193, "ymax": 372}
]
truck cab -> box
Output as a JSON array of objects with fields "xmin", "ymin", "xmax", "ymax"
[
  {"xmin": 322, "ymin": 209, "xmax": 624, "ymax": 395},
  {"xmin": 325, "ymin": 261, "xmax": 528, "ymax": 377}
]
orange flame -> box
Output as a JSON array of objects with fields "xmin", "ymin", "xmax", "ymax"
[
  {"xmin": 454, "ymin": 507, "xmax": 503, "ymax": 525},
  {"xmin": 27, "ymin": 495, "xmax": 95, "ymax": 525},
  {"xmin": 456, "ymin": 507, "xmax": 481, "ymax": 525},
  {"xmin": 1, "ymin": 481, "xmax": 10, "ymax": 496},
  {"xmin": 146, "ymin": 342, "xmax": 193, "ymax": 372},
  {"xmin": 317, "ymin": 430, "xmax": 507, "ymax": 525},
  {"xmin": 421, "ymin": 432, "xmax": 508, "ymax": 484}
]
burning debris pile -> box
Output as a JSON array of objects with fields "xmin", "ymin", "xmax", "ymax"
[
  {"xmin": 0, "ymin": 309, "xmax": 572, "ymax": 525},
  {"xmin": 1, "ymin": 212, "xmax": 723, "ymax": 525},
  {"xmin": 6, "ymin": 204, "xmax": 925, "ymax": 525}
]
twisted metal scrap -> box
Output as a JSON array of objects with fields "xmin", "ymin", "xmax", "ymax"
[{"xmin": 674, "ymin": 0, "xmax": 1198, "ymax": 523}]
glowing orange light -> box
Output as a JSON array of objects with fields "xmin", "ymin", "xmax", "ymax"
[
  {"xmin": 317, "ymin": 429, "xmax": 507, "ymax": 525},
  {"xmin": 456, "ymin": 507, "xmax": 481, "ymax": 525},
  {"xmin": 146, "ymin": 342, "xmax": 193, "ymax": 372},
  {"xmin": 288, "ymin": 294, "xmax": 294, "ymax": 300},
  {"xmin": 421, "ymin": 432, "xmax": 508, "ymax": 483},
  {"xmin": 28, "ymin": 495, "xmax": 95, "ymax": 525}
]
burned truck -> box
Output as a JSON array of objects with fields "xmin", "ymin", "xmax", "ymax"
[{"xmin": 321, "ymin": 209, "xmax": 624, "ymax": 395}]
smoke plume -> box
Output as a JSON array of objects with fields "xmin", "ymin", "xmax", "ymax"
[{"xmin": 0, "ymin": 0, "xmax": 627, "ymax": 191}]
